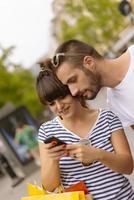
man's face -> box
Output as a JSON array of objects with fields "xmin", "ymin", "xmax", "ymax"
[{"xmin": 56, "ymin": 62, "xmax": 101, "ymax": 100}]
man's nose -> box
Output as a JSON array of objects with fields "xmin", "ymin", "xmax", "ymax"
[{"xmin": 69, "ymin": 85, "xmax": 79, "ymax": 96}]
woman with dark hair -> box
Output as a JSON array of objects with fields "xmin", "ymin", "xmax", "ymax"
[{"xmin": 36, "ymin": 58, "xmax": 134, "ymax": 200}]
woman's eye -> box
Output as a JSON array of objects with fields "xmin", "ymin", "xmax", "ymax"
[
  {"xmin": 58, "ymin": 96, "xmax": 65, "ymax": 100},
  {"xmin": 48, "ymin": 102, "xmax": 55, "ymax": 106}
]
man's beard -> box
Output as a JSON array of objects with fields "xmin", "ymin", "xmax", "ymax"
[
  {"xmin": 82, "ymin": 86, "xmax": 101, "ymax": 100},
  {"xmin": 83, "ymin": 68, "xmax": 102, "ymax": 100}
]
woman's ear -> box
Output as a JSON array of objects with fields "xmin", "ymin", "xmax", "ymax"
[{"xmin": 83, "ymin": 56, "xmax": 95, "ymax": 72}]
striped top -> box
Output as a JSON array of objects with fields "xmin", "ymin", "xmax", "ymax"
[{"xmin": 38, "ymin": 109, "xmax": 134, "ymax": 200}]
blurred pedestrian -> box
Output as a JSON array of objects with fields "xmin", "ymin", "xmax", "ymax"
[
  {"xmin": 0, "ymin": 139, "xmax": 24, "ymax": 187},
  {"xmin": 15, "ymin": 122, "xmax": 40, "ymax": 166}
]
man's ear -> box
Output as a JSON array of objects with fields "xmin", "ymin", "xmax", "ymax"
[{"xmin": 83, "ymin": 56, "xmax": 95, "ymax": 72}]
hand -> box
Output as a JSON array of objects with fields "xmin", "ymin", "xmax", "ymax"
[
  {"xmin": 43, "ymin": 142, "xmax": 67, "ymax": 161},
  {"xmin": 66, "ymin": 144, "xmax": 97, "ymax": 165}
]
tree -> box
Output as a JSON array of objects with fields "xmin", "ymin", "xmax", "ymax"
[
  {"xmin": 0, "ymin": 45, "xmax": 43, "ymax": 117},
  {"xmin": 52, "ymin": 0, "xmax": 129, "ymax": 53}
]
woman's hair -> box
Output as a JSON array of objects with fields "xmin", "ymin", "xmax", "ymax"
[
  {"xmin": 36, "ymin": 58, "xmax": 71, "ymax": 105},
  {"xmin": 36, "ymin": 58, "xmax": 88, "ymax": 108}
]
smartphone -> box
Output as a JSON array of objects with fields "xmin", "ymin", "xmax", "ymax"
[{"xmin": 44, "ymin": 136, "xmax": 66, "ymax": 147}]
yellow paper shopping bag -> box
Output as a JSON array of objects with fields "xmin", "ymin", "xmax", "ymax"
[
  {"xmin": 27, "ymin": 183, "xmax": 47, "ymax": 196},
  {"xmin": 21, "ymin": 182, "xmax": 94, "ymax": 200},
  {"xmin": 21, "ymin": 191, "xmax": 86, "ymax": 200},
  {"xmin": 21, "ymin": 196, "xmax": 46, "ymax": 200}
]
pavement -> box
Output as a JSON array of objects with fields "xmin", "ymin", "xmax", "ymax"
[
  {"xmin": 0, "ymin": 168, "xmax": 41, "ymax": 200},
  {"xmin": 0, "ymin": 89, "xmax": 134, "ymax": 200}
]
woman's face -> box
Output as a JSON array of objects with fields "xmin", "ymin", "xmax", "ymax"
[{"xmin": 47, "ymin": 95, "xmax": 80, "ymax": 119}]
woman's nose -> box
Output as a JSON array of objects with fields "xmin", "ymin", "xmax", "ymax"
[{"xmin": 56, "ymin": 101, "xmax": 63, "ymax": 110}]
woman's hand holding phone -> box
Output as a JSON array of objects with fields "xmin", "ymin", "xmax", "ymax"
[{"xmin": 44, "ymin": 137, "xmax": 67, "ymax": 161}]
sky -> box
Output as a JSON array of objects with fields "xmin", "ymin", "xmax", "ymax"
[{"xmin": 0, "ymin": 0, "xmax": 54, "ymax": 68}]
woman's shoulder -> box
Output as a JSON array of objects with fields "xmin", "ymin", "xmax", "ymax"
[
  {"xmin": 100, "ymin": 108, "xmax": 116, "ymax": 115},
  {"xmin": 39, "ymin": 117, "xmax": 59, "ymax": 130},
  {"xmin": 38, "ymin": 117, "xmax": 62, "ymax": 142},
  {"xmin": 88, "ymin": 108, "xmax": 115, "ymax": 116},
  {"xmin": 99, "ymin": 109, "xmax": 122, "ymax": 127},
  {"xmin": 99, "ymin": 109, "xmax": 119, "ymax": 120}
]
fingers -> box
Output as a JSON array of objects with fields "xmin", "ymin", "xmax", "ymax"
[
  {"xmin": 66, "ymin": 144, "xmax": 82, "ymax": 156},
  {"xmin": 43, "ymin": 143, "xmax": 90, "ymax": 161},
  {"xmin": 44, "ymin": 142, "xmax": 66, "ymax": 151},
  {"xmin": 49, "ymin": 144, "xmax": 66, "ymax": 152},
  {"xmin": 66, "ymin": 144, "xmax": 91, "ymax": 163},
  {"xmin": 49, "ymin": 150, "xmax": 66, "ymax": 160},
  {"xmin": 44, "ymin": 143, "xmax": 66, "ymax": 160},
  {"xmin": 66, "ymin": 144, "xmax": 80, "ymax": 150}
]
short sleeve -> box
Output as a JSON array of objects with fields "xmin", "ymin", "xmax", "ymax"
[
  {"xmin": 38, "ymin": 124, "xmax": 47, "ymax": 143},
  {"xmin": 108, "ymin": 111, "xmax": 123, "ymax": 133}
]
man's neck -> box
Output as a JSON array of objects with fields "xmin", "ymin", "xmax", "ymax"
[{"xmin": 97, "ymin": 51, "xmax": 130, "ymax": 88}]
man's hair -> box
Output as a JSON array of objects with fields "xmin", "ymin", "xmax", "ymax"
[{"xmin": 55, "ymin": 39, "xmax": 103, "ymax": 68}]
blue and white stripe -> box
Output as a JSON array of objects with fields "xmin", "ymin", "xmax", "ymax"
[{"xmin": 38, "ymin": 109, "xmax": 134, "ymax": 200}]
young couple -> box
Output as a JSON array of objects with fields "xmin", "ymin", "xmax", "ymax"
[{"xmin": 36, "ymin": 57, "xmax": 134, "ymax": 199}]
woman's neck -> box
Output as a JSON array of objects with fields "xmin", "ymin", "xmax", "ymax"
[
  {"xmin": 63, "ymin": 106, "xmax": 92, "ymax": 124},
  {"xmin": 58, "ymin": 107, "xmax": 99, "ymax": 138}
]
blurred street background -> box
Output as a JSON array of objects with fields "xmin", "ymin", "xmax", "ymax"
[{"xmin": 0, "ymin": 0, "xmax": 134, "ymax": 199}]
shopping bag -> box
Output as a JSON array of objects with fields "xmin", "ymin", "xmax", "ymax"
[
  {"xmin": 21, "ymin": 182, "xmax": 93, "ymax": 200},
  {"xmin": 21, "ymin": 191, "xmax": 85, "ymax": 200},
  {"xmin": 64, "ymin": 180, "xmax": 88, "ymax": 194},
  {"xmin": 27, "ymin": 183, "xmax": 47, "ymax": 196}
]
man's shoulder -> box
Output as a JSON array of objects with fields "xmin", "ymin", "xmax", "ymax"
[
  {"xmin": 126, "ymin": 44, "xmax": 134, "ymax": 58},
  {"xmin": 128, "ymin": 44, "xmax": 134, "ymax": 51}
]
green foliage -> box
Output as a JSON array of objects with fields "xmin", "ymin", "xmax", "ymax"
[
  {"xmin": 0, "ymin": 45, "xmax": 43, "ymax": 117},
  {"xmin": 56, "ymin": 0, "xmax": 128, "ymax": 53}
]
